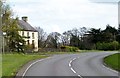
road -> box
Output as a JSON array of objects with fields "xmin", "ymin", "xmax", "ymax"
[{"xmin": 22, "ymin": 52, "xmax": 119, "ymax": 78}]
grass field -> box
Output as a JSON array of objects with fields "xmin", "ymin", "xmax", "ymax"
[
  {"xmin": 104, "ymin": 53, "xmax": 120, "ymax": 71},
  {"xmin": 2, "ymin": 53, "xmax": 48, "ymax": 77}
]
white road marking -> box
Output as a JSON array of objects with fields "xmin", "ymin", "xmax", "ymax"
[
  {"xmin": 71, "ymin": 68, "xmax": 77, "ymax": 74},
  {"xmin": 78, "ymin": 75, "xmax": 82, "ymax": 77},
  {"xmin": 69, "ymin": 57, "xmax": 83, "ymax": 78},
  {"xmin": 69, "ymin": 52, "xmax": 119, "ymax": 78},
  {"xmin": 22, "ymin": 57, "xmax": 52, "ymax": 78},
  {"xmin": 69, "ymin": 63, "xmax": 71, "ymax": 67},
  {"xmin": 69, "ymin": 60, "xmax": 72, "ymax": 67},
  {"xmin": 73, "ymin": 58, "xmax": 77, "ymax": 61},
  {"xmin": 102, "ymin": 53, "xmax": 119, "ymax": 74},
  {"xmin": 70, "ymin": 60, "xmax": 72, "ymax": 64},
  {"xmin": 102, "ymin": 63, "xmax": 118, "ymax": 74}
]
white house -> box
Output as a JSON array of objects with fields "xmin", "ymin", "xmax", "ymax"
[{"xmin": 18, "ymin": 17, "xmax": 38, "ymax": 51}]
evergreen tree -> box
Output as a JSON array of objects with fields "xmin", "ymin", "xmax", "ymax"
[
  {"xmin": 70, "ymin": 34, "xmax": 80, "ymax": 47},
  {"xmin": 1, "ymin": 2, "xmax": 25, "ymax": 53}
]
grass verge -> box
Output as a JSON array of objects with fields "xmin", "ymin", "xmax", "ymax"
[
  {"xmin": 2, "ymin": 53, "xmax": 48, "ymax": 77},
  {"xmin": 104, "ymin": 53, "xmax": 120, "ymax": 72},
  {"xmin": 0, "ymin": 54, "xmax": 2, "ymax": 77}
]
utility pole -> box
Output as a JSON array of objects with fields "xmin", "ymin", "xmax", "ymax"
[{"xmin": 0, "ymin": 1, "xmax": 2, "ymax": 54}]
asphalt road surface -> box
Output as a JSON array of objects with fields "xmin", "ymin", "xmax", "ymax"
[{"xmin": 22, "ymin": 52, "xmax": 119, "ymax": 78}]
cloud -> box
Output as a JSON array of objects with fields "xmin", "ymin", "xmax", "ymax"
[
  {"xmin": 9, "ymin": 0, "xmax": 118, "ymax": 33},
  {"xmin": 89, "ymin": 0, "xmax": 119, "ymax": 3},
  {"xmin": 51, "ymin": 25, "xmax": 61, "ymax": 33}
]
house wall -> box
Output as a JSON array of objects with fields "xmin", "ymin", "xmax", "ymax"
[{"xmin": 19, "ymin": 31, "xmax": 38, "ymax": 51}]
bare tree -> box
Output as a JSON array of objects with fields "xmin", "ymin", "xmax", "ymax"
[
  {"xmin": 35, "ymin": 27, "xmax": 47, "ymax": 48},
  {"xmin": 61, "ymin": 30, "xmax": 72, "ymax": 46},
  {"xmin": 45, "ymin": 32, "xmax": 61, "ymax": 48},
  {"xmin": 78, "ymin": 27, "xmax": 88, "ymax": 41}
]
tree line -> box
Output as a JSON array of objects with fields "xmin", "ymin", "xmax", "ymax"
[
  {"xmin": 1, "ymin": 1, "xmax": 120, "ymax": 53},
  {"xmin": 36, "ymin": 25, "xmax": 120, "ymax": 51}
]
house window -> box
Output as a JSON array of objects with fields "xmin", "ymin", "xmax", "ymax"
[
  {"xmin": 32, "ymin": 40, "xmax": 34, "ymax": 45},
  {"xmin": 32, "ymin": 33, "xmax": 34, "ymax": 39},
  {"xmin": 22, "ymin": 31, "xmax": 24, "ymax": 36},
  {"xmin": 27, "ymin": 40, "xmax": 30, "ymax": 45},
  {"xmin": 32, "ymin": 40, "xmax": 35, "ymax": 49},
  {"xmin": 27, "ymin": 32, "xmax": 29, "ymax": 38}
]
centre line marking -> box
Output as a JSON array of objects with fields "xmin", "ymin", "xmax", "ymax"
[
  {"xmin": 69, "ymin": 60, "xmax": 72, "ymax": 67},
  {"xmin": 69, "ymin": 63, "xmax": 71, "ymax": 67},
  {"xmin": 69, "ymin": 57, "xmax": 83, "ymax": 78},
  {"xmin": 71, "ymin": 68, "xmax": 77, "ymax": 74}
]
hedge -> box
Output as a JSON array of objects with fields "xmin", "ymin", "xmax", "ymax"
[{"xmin": 96, "ymin": 41, "xmax": 120, "ymax": 50}]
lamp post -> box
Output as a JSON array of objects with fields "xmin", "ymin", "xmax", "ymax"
[{"xmin": 3, "ymin": 32, "xmax": 6, "ymax": 54}]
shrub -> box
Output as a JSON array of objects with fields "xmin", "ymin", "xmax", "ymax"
[
  {"xmin": 61, "ymin": 46, "xmax": 80, "ymax": 52},
  {"xmin": 24, "ymin": 44, "xmax": 34, "ymax": 53},
  {"xmin": 96, "ymin": 41, "xmax": 120, "ymax": 50},
  {"xmin": 110, "ymin": 41, "xmax": 119, "ymax": 50}
]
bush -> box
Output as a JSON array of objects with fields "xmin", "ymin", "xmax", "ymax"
[
  {"xmin": 96, "ymin": 41, "xmax": 120, "ymax": 50},
  {"xmin": 61, "ymin": 46, "xmax": 80, "ymax": 52},
  {"xmin": 24, "ymin": 44, "xmax": 34, "ymax": 53},
  {"xmin": 110, "ymin": 41, "xmax": 119, "ymax": 50}
]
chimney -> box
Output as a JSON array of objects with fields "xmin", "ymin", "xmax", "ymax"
[{"xmin": 22, "ymin": 16, "xmax": 28, "ymax": 22}]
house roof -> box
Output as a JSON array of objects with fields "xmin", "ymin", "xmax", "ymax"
[{"xmin": 18, "ymin": 20, "xmax": 37, "ymax": 32}]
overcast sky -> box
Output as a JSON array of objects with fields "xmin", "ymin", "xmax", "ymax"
[{"xmin": 8, "ymin": 0, "xmax": 119, "ymax": 34}]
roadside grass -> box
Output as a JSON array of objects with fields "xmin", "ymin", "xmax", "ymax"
[
  {"xmin": 37, "ymin": 51, "xmax": 81, "ymax": 55},
  {"xmin": 2, "ymin": 53, "xmax": 48, "ymax": 77},
  {"xmin": 0, "ymin": 54, "xmax": 2, "ymax": 77},
  {"xmin": 104, "ymin": 53, "xmax": 120, "ymax": 72},
  {"xmin": 36, "ymin": 50, "xmax": 105, "ymax": 55}
]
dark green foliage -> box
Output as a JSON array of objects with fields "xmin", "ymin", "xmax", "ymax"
[
  {"xmin": 116, "ymin": 35, "xmax": 120, "ymax": 43},
  {"xmin": 24, "ymin": 44, "xmax": 35, "ymax": 53},
  {"xmin": 116, "ymin": 26, "xmax": 120, "ymax": 43},
  {"xmin": 61, "ymin": 46, "xmax": 79, "ymax": 52},
  {"xmin": 3, "ymin": 18, "xmax": 26, "ymax": 53},
  {"xmin": 70, "ymin": 34, "xmax": 80, "ymax": 47},
  {"xmin": 1, "ymin": 3, "xmax": 25, "ymax": 53},
  {"xmin": 88, "ymin": 25, "xmax": 118, "ymax": 43},
  {"xmin": 101, "ymin": 25, "xmax": 118, "ymax": 42},
  {"xmin": 96, "ymin": 41, "xmax": 120, "ymax": 50},
  {"xmin": 104, "ymin": 53, "xmax": 120, "ymax": 71},
  {"xmin": 86, "ymin": 25, "xmax": 120, "ymax": 50},
  {"xmin": 103, "ymin": 25, "xmax": 118, "ymax": 35},
  {"xmin": 88, "ymin": 28, "xmax": 102, "ymax": 43}
]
